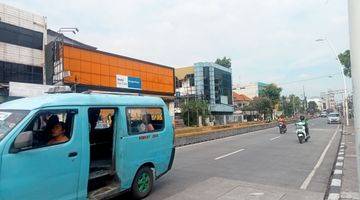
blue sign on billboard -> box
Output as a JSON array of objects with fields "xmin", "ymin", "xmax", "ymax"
[
  {"xmin": 128, "ymin": 77, "xmax": 141, "ymax": 90},
  {"xmin": 116, "ymin": 75, "xmax": 142, "ymax": 90}
]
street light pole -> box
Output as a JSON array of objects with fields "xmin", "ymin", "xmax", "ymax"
[
  {"xmin": 53, "ymin": 27, "xmax": 78, "ymax": 87},
  {"xmin": 316, "ymin": 38, "xmax": 349, "ymax": 125}
]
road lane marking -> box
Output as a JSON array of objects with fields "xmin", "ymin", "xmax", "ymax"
[
  {"xmin": 214, "ymin": 149, "xmax": 245, "ymax": 160},
  {"xmin": 270, "ymin": 136, "xmax": 281, "ymax": 141},
  {"xmin": 300, "ymin": 125, "xmax": 339, "ymax": 190}
]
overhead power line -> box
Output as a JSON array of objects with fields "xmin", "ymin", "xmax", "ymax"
[{"xmin": 278, "ymin": 73, "xmax": 340, "ymax": 86}]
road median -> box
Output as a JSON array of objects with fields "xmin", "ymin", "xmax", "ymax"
[{"xmin": 174, "ymin": 119, "xmax": 297, "ymax": 147}]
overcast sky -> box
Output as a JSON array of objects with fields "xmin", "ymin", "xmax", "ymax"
[{"xmin": 4, "ymin": 0, "xmax": 351, "ymax": 98}]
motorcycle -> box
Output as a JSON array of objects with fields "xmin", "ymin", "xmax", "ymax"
[
  {"xmin": 278, "ymin": 122, "xmax": 287, "ymax": 134},
  {"xmin": 295, "ymin": 121, "xmax": 309, "ymax": 144}
]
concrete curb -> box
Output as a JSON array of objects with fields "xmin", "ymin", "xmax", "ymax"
[{"xmin": 325, "ymin": 125, "xmax": 345, "ymax": 200}]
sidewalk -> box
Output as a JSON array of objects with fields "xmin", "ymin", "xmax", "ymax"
[
  {"xmin": 328, "ymin": 122, "xmax": 360, "ymax": 200},
  {"xmin": 340, "ymin": 123, "xmax": 360, "ymax": 200}
]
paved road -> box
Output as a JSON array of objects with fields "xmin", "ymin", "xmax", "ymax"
[{"xmin": 120, "ymin": 118, "xmax": 341, "ymax": 199}]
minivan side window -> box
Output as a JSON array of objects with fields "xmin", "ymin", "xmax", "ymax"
[
  {"xmin": 20, "ymin": 110, "xmax": 76, "ymax": 149},
  {"xmin": 126, "ymin": 108, "xmax": 164, "ymax": 135}
]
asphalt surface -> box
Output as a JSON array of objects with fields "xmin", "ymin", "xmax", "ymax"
[{"xmin": 119, "ymin": 118, "xmax": 341, "ymax": 199}]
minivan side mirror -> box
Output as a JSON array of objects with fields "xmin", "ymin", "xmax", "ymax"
[{"xmin": 11, "ymin": 131, "xmax": 33, "ymax": 153}]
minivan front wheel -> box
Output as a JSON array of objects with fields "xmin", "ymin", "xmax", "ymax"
[{"xmin": 132, "ymin": 166, "xmax": 154, "ymax": 199}]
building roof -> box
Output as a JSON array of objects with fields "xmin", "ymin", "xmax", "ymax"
[
  {"xmin": 175, "ymin": 66, "xmax": 194, "ymax": 80},
  {"xmin": 194, "ymin": 62, "xmax": 232, "ymax": 73},
  {"xmin": 0, "ymin": 93, "xmax": 165, "ymax": 110},
  {"xmin": 233, "ymin": 92, "xmax": 252, "ymax": 102},
  {"xmin": 47, "ymin": 29, "xmax": 98, "ymax": 50}
]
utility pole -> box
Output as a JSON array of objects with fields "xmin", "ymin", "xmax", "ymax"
[
  {"xmin": 348, "ymin": 0, "xmax": 360, "ymax": 191},
  {"xmin": 303, "ymin": 85, "xmax": 307, "ymax": 113},
  {"xmin": 316, "ymin": 38, "xmax": 349, "ymax": 125},
  {"xmin": 292, "ymin": 96, "xmax": 296, "ymax": 117},
  {"xmin": 327, "ymin": 40, "xmax": 350, "ymax": 125}
]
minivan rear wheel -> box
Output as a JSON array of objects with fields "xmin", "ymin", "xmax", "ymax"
[{"xmin": 131, "ymin": 166, "xmax": 154, "ymax": 199}]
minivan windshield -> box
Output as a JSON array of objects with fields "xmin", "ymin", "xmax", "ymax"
[
  {"xmin": 0, "ymin": 110, "xmax": 29, "ymax": 141},
  {"xmin": 328, "ymin": 113, "xmax": 340, "ymax": 117}
]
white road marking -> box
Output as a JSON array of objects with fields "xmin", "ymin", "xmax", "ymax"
[
  {"xmin": 300, "ymin": 125, "xmax": 340, "ymax": 190},
  {"xmin": 331, "ymin": 179, "xmax": 342, "ymax": 187},
  {"xmin": 214, "ymin": 149, "xmax": 245, "ymax": 160},
  {"xmin": 270, "ymin": 136, "xmax": 281, "ymax": 141},
  {"xmin": 334, "ymin": 169, "xmax": 343, "ymax": 175},
  {"xmin": 250, "ymin": 193, "xmax": 264, "ymax": 196},
  {"xmin": 327, "ymin": 193, "xmax": 340, "ymax": 200},
  {"xmin": 176, "ymin": 129, "xmax": 263, "ymax": 150},
  {"xmin": 336, "ymin": 162, "xmax": 344, "ymax": 167}
]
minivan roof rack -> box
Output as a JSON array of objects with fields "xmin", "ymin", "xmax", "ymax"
[
  {"xmin": 81, "ymin": 90, "xmax": 140, "ymax": 96},
  {"xmin": 46, "ymin": 86, "xmax": 72, "ymax": 94}
]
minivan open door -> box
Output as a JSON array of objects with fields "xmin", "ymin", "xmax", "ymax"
[{"xmin": 0, "ymin": 108, "xmax": 82, "ymax": 200}]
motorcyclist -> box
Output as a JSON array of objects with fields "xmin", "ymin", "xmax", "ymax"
[
  {"xmin": 299, "ymin": 115, "xmax": 309, "ymax": 137},
  {"xmin": 278, "ymin": 115, "xmax": 287, "ymax": 133},
  {"xmin": 278, "ymin": 115, "xmax": 286, "ymax": 125}
]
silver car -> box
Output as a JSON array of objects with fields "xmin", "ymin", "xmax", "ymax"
[{"xmin": 327, "ymin": 113, "xmax": 341, "ymax": 124}]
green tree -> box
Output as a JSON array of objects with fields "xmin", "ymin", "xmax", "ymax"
[
  {"xmin": 338, "ymin": 50, "xmax": 351, "ymax": 78},
  {"xmin": 259, "ymin": 83, "xmax": 282, "ymax": 118},
  {"xmin": 215, "ymin": 57, "xmax": 231, "ymax": 68},
  {"xmin": 307, "ymin": 101, "xmax": 319, "ymax": 115},
  {"xmin": 279, "ymin": 94, "xmax": 303, "ymax": 117},
  {"xmin": 260, "ymin": 84, "xmax": 282, "ymax": 105},
  {"xmin": 181, "ymin": 99, "xmax": 209, "ymax": 126},
  {"xmin": 248, "ymin": 96, "xmax": 272, "ymax": 119}
]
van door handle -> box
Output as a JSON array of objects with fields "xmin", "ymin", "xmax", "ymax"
[{"xmin": 68, "ymin": 152, "xmax": 78, "ymax": 157}]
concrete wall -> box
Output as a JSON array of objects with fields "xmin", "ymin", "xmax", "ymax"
[{"xmin": 9, "ymin": 82, "xmax": 52, "ymax": 97}]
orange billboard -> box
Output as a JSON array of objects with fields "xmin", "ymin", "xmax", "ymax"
[{"xmin": 62, "ymin": 44, "xmax": 174, "ymax": 95}]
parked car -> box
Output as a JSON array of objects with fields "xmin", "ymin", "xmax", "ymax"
[
  {"xmin": 0, "ymin": 93, "xmax": 175, "ymax": 200},
  {"xmin": 327, "ymin": 112, "xmax": 341, "ymax": 124},
  {"xmin": 320, "ymin": 111, "xmax": 327, "ymax": 118}
]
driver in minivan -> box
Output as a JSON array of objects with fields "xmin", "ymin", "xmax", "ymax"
[{"xmin": 47, "ymin": 122, "xmax": 69, "ymax": 145}]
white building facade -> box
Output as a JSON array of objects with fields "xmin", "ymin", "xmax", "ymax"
[
  {"xmin": 0, "ymin": 3, "xmax": 47, "ymax": 102},
  {"xmin": 233, "ymin": 82, "xmax": 268, "ymax": 99}
]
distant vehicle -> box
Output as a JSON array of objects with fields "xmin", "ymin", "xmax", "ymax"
[
  {"xmin": 296, "ymin": 121, "xmax": 310, "ymax": 144},
  {"xmin": 320, "ymin": 111, "xmax": 327, "ymax": 118},
  {"xmin": 278, "ymin": 121, "xmax": 287, "ymax": 134},
  {"xmin": 0, "ymin": 93, "xmax": 175, "ymax": 200},
  {"xmin": 327, "ymin": 113, "xmax": 341, "ymax": 124}
]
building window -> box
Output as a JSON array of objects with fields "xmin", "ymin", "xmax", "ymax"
[
  {"xmin": 126, "ymin": 108, "xmax": 164, "ymax": 135},
  {"xmin": 0, "ymin": 61, "xmax": 43, "ymax": 84},
  {"xmin": 214, "ymin": 68, "xmax": 232, "ymax": 105},
  {"xmin": 203, "ymin": 67, "xmax": 210, "ymax": 101},
  {"xmin": 19, "ymin": 110, "xmax": 76, "ymax": 149},
  {"xmin": 0, "ymin": 21, "xmax": 43, "ymax": 50},
  {"xmin": 175, "ymin": 77, "xmax": 182, "ymax": 88},
  {"xmin": 188, "ymin": 74, "xmax": 195, "ymax": 87}
]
